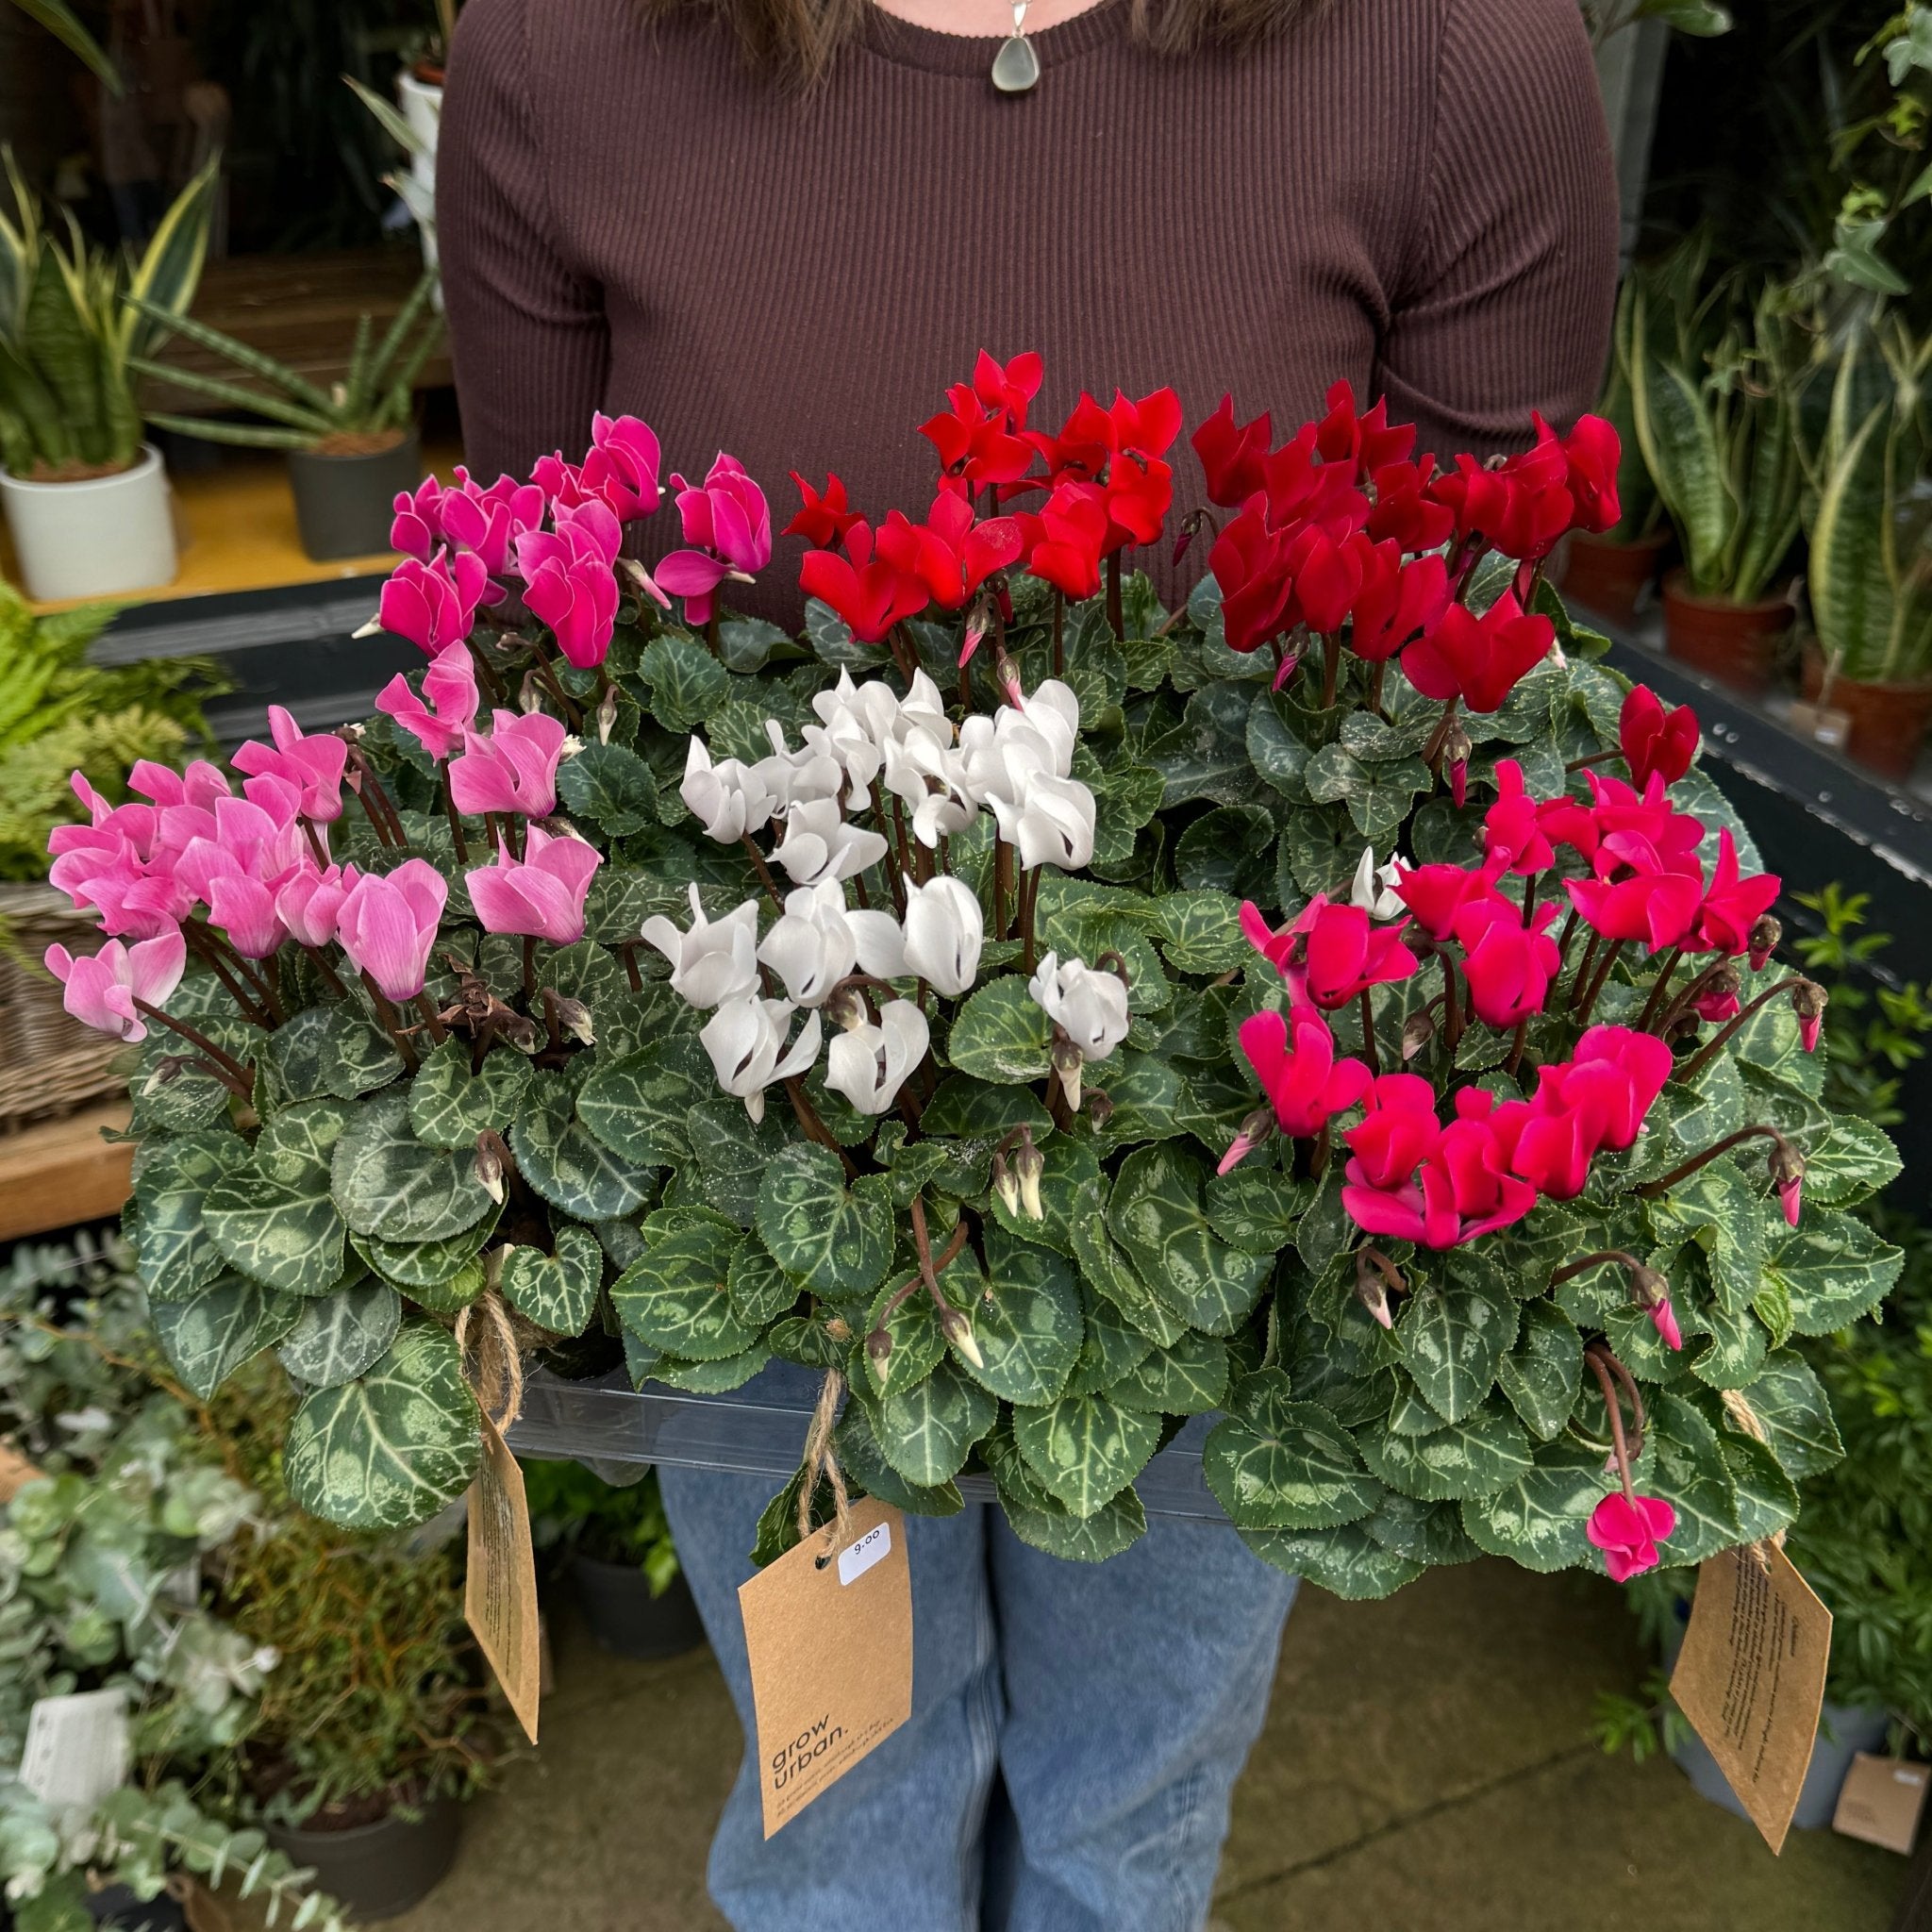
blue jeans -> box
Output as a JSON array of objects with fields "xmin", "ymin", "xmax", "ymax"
[{"xmin": 658, "ymin": 1372, "xmax": 1296, "ymax": 1932}]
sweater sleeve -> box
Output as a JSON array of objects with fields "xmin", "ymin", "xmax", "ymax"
[
  {"xmin": 437, "ymin": 0, "xmax": 610, "ymax": 481},
  {"xmin": 1374, "ymin": 0, "xmax": 1620, "ymax": 462}
]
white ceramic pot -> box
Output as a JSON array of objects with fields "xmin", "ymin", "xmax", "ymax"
[{"xmin": 0, "ymin": 444, "xmax": 178, "ymax": 601}]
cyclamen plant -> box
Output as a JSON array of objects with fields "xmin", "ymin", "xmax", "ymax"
[{"xmin": 43, "ymin": 354, "xmax": 1904, "ymax": 1599}]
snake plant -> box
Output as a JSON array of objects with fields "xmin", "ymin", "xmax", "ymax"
[
  {"xmin": 1623, "ymin": 244, "xmax": 1806, "ymax": 605},
  {"xmin": 1803, "ymin": 316, "xmax": 1932, "ymax": 686},
  {"xmin": 129, "ymin": 268, "xmax": 441, "ymax": 454},
  {"xmin": 0, "ymin": 149, "xmax": 219, "ymax": 480}
]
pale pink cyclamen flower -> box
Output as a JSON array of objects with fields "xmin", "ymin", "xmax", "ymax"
[
  {"xmin": 515, "ymin": 500, "xmax": 623, "ymax": 670},
  {"xmin": 174, "ymin": 788, "xmax": 312, "ymax": 958},
  {"xmin": 44, "ymin": 927, "xmax": 187, "ymax": 1042},
  {"xmin": 655, "ymin": 453, "xmax": 772, "ymax": 625},
  {"xmin": 336, "ymin": 859, "xmax": 447, "ymax": 1003},
  {"xmin": 449, "ymin": 709, "xmax": 570, "ymax": 819},
  {"xmin": 465, "ymin": 826, "xmax": 601, "ymax": 944},
  {"xmin": 578, "ymin": 412, "xmax": 662, "ymax": 521},
  {"xmin": 230, "ymin": 706, "xmax": 347, "ymax": 823},
  {"xmin": 375, "ymin": 641, "xmax": 482, "ymax": 761},
  {"xmin": 276, "ymin": 863, "xmax": 361, "ymax": 949},
  {"xmin": 378, "ymin": 549, "xmax": 489, "ymax": 656}
]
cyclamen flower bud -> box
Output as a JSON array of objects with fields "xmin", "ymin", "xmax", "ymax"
[
  {"xmin": 865, "ymin": 1325, "xmax": 894, "ymax": 1385},
  {"xmin": 1011, "ymin": 1131, "xmax": 1045, "ymax": 1222},
  {"xmin": 1790, "ymin": 978, "xmax": 1827, "ymax": 1055},
  {"xmin": 1442, "ymin": 719, "xmax": 1473, "ymax": 808},
  {"xmin": 475, "ymin": 1130, "xmax": 509, "ymax": 1206},
  {"xmin": 991, "ymin": 1149, "xmax": 1023, "ymax": 1218},
  {"xmin": 939, "ymin": 1307, "xmax": 985, "ymax": 1369},
  {"xmin": 1747, "ymin": 914, "xmax": 1781, "ymax": 973},
  {"xmin": 549, "ymin": 994, "xmax": 595, "ymax": 1046},
  {"xmin": 1769, "ymin": 1135, "xmax": 1807, "ymax": 1227},
  {"xmin": 1052, "ymin": 1034, "xmax": 1088, "ymax": 1113},
  {"xmin": 1217, "ymin": 1107, "xmax": 1275, "ymax": 1177},
  {"xmin": 1401, "ymin": 1009, "xmax": 1437, "ymax": 1061},
  {"xmin": 1084, "ymin": 1088, "xmax": 1115, "ymax": 1131}
]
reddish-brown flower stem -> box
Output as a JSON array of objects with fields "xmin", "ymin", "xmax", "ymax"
[
  {"xmin": 783, "ymin": 1077, "xmax": 856, "ymax": 1176},
  {"xmin": 1635, "ymin": 946, "xmax": 1683, "ymax": 1033},
  {"xmin": 414, "ymin": 991, "xmax": 450, "ymax": 1045},
  {"xmin": 1574, "ymin": 938, "xmax": 1627, "ymax": 1026},
  {"xmin": 1358, "ymin": 987, "xmax": 1380, "ymax": 1076},
  {"xmin": 1550, "ymin": 1249, "xmax": 1649, "ymax": 1285},
  {"xmin": 130, "ymin": 999, "xmax": 255, "ymax": 1094},
  {"xmin": 741, "ymin": 836, "xmax": 785, "ymax": 912},
  {"xmin": 1051, "ymin": 591, "xmax": 1065, "ymax": 678},
  {"xmin": 1585, "ymin": 1342, "xmax": 1642, "ymax": 1507},
  {"xmin": 1421, "ymin": 695, "xmax": 1461, "ymax": 769},
  {"xmin": 441, "ymin": 773, "xmax": 471, "ymax": 865},
  {"xmin": 993, "ymin": 835, "xmax": 1011, "ymax": 941},
  {"xmin": 180, "ymin": 923, "xmax": 274, "ymax": 1028},
  {"xmin": 1675, "ymin": 978, "xmax": 1819, "ymax": 1087},
  {"xmin": 358, "ymin": 972, "xmax": 419, "ymax": 1071},
  {"xmin": 1635, "ymin": 1124, "xmax": 1793, "ymax": 1199},
  {"xmin": 618, "ymin": 942, "xmax": 643, "ymax": 993},
  {"xmin": 1105, "ymin": 550, "xmax": 1124, "ymax": 641}
]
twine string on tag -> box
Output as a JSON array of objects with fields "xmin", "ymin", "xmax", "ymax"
[
  {"xmin": 797, "ymin": 1367, "xmax": 854, "ymax": 1557},
  {"xmin": 456, "ymin": 1288, "xmax": 525, "ymax": 1431},
  {"xmin": 1721, "ymin": 1387, "xmax": 1787, "ymax": 1563}
]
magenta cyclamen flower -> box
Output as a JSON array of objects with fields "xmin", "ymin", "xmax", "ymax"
[
  {"xmin": 515, "ymin": 500, "xmax": 623, "ymax": 670},
  {"xmin": 1586, "ymin": 1492, "xmax": 1675, "ymax": 1583},
  {"xmin": 276, "ymin": 863, "xmax": 361, "ymax": 949},
  {"xmin": 390, "ymin": 476, "xmax": 446, "ymax": 560},
  {"xmin": 379, "ymin": 549, "xmax": 489, "ymax": 656},
  {"xmin": 655, "ymin": 452, "xmax": 772, "ymax": 625},
  {"xmin": 449, "ymin": 710, "xmax": 570, "ymax": 820},
  {"xmin": 579, "ymin": 412, "xmax": 662, "ymax": 521},
  {"xmin": 465, "ymin": 826, "xmax": 602, "ymax": 944},
  {"xmin": 336, "ymin": 859, "xmax": 447, "ymax": 1004},
  {"xmin": 44, "ymin": 927, "xmax": 186, "ymax": 1042},
  {"xmin": 231, "ymin": 706, "xmax": 347, "ymax": 824},
  {"xmin": 375, "ymin": 641, "xmax": 482, "ymax": 762}
]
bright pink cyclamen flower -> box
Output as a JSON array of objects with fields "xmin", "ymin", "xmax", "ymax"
[
  {"xmin": 516, "ymin": 500, "xmax": 623, "ymax": 670},
  {"xmin": 44, "ymin": 928, "xmax": 187, "ymax": 1042},
  {"xmin": 655, "ymin": 453, "xmax": 773, "ymax": 626},
  {"xmin": 1241, "ymin": 896, "xmax": 1418, "ymax": 1011},
  {"xmin": 1238, "ymin": 1006, "xmax": 1372, "ymax": 1140},
  {"xmin": 1586, "ymin": 1492, "xmax": 1675, "ymax": 1582},
  {"xmin": 230, "ymin": 705, "xmax": 346, "ymax": 823},
  {"xmin": 449, "ymin": 710, "xmax": 570, "ymax": 820},
  {"xmin": 276, "ymin": 863, "xmax": 360, "ymax": 950},
  {"xmin": 379, "ymin": 549, "xmax": 489, "ymax": 655},
  {"xmin": 578, "ymin": 412, "xmax": 662, "ymax": 521},
  {"xmin": 1341, "ymin": 1079, "xmax": 1536, "ymax": 1250},
  {"xmin": 465, "ymin": 826, "xmax": 601, "ymax": 945},
  {"xmin": 1455, "ymin": 892, "xmax": 1563, "ymax": 1030},
  {"xmin": 335, "ymin": 859, "xmax": 447, "ymax": 1004},
  {"xmin": 375, "ymin": 641, "xmax": 482, "ymax": 762}
]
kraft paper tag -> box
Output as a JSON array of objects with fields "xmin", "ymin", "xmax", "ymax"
[
  {"xmin": 464, "ymin": 1417, "xmax": 541, "ymax": 1747},
  {"xmin": 21, "ymin": 1689, "xmax": 130, "ymax": 1822},
  {"xmin": 1669, "ymin": 1543, "xmax": 1832, "ymax": 1854},
  {"xmin": 738, "ymin": 1497, "xmax": 911, "ymax": 1840},
  {"xmin": 0, "ymin": 1441, "xmax": 44, "ymax": 1503},
  {"xmin": 1834, "ymin": 1753, "xmax": 1927, "ymax": 1856}
]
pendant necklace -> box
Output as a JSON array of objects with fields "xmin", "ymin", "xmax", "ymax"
[{"xmin": 991, "ymin": 0, "xmax": 1041, "ymax": 92}]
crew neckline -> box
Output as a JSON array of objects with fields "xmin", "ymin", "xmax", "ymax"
[{"xmin": 861, "ymin": 0, "xmax": 1123, "ymax": 76}]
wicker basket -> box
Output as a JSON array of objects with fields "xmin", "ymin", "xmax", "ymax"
[{"xmin": 0, "ymin": 882, "xmax": 131, "ymax": 1131}]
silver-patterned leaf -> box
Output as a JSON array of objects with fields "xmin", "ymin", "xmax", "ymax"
[
  {"xmin": 1204, "ymin": 1372, "xmax": 1380, "ymax": 1530},
  {"xmin": 277, "ymin": 1280, "xmax": 403, "ymax": 1387},
  {"xmin": 754, "ymin": 1144, "xmax": 892, "ymax": 1297},
  {"xmin": 967, "ymin": 1227, "xmax": 1084, "ymax": 1406},
  {"xmin": 334, "ymin": 1091, "xmax": 496, "ymax": 1244},
  {"xmin": 499, "ymin": 1223, "xmax": 604, "ymax": 1335},
  {"xmin": 1238, "ymin": 1521, "xmax": 1424, "ymax": 1600},
  {"xmin": 610, "ymin": 1219, "xmax": 761, "ymax": 1360},
  {"xmin": 130, "ymin": 1130, "xmax": 251, "ymax": 1302},
  {"xmin": 875, "ymin": 1360, "xmax": 997, "ymax": 1487},
  {"xmin": 1012, "ymin": 1391, "xmax": 1161, "ymax": 1518},
  {"xmin": 152, "ymin": 1273, "xmax": 302, "ymax": 1400},
  {"xmin": 1106, "ymin": 1142, "xmax": 1270, "ymax": 1336},
  {"xmin": 408, "ymin": 1038, "xmax": 537, "ymax": 1150},
  {"xmin": 1395, "ymin": 1270, "xmax": 1519, "ymax": 1424},
  {"xmin": 204, "ymin": 1100, "xmax": 351, "ymax": 1296}
]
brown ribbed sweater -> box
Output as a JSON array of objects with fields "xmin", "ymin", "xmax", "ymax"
[{"xmin": 437, "ymin": 0, "xmax": 1619, "ymax": 616}]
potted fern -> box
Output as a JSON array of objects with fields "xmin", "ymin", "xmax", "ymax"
[
  {"xmin": 0, "ymin": 151, "xmax": 219, "ymax": 602},
  {"xmin": 130, "ymin": 271, "xmax": 442, "ymax": 562},
  {"xmin": 1797, "ymin": 315, "xmax": 1932, "ymax": 779},
  {"xmin": 1626, "ymin": 246, "xmax": 1806, "ymax": 693}
]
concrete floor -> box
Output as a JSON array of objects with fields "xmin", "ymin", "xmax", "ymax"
[{"xmin": 391, "ymin": 1557, "xmax": 1907, "ymax": 1932}]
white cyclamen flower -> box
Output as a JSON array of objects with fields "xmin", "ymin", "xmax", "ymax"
[
  {"xmin": 1029, "ymin": 951, "xmax": 1130, "ymax": 1061},
  {"xmin": 754, "ymin": 720, "xmax": 843, "ymax": 811},
  {"xmin": 1350, "ymin": 845, "xmax": 1407, "ymax": 922},
  {"xmin": 699, "ymin": 995, "xmax": 823, "ymax": 1124},
  {"xmin": 900, "ymin": 875, "xmax": 984, "ymax": 996},
  {"xmin": 758, "ymin": 881, "xmax": 858, "ymax": 1007},
  {"xmin": 773, "ymin": 797, "xmax": 890, "ymax": 887},
  {"xmin": 825, "ymin": 999, "xmax": 929, "ymax": 1116},
  {"xmin": 989, "ymin": 769, "xmax": 1096, "ymax": 872},
  {"xmin": 680, "ymin": 738, "xmax": 777, "ymax": 843},
  {"xmin": 895, "ymin": 669, "xmax": 954, "ymax": 747},
  {"xmin": 957, "ymin": 678, "xmax": 1079, "ymax": 807},
  {"xmin": 639, "ymin": 884, "xmax": 759, "ymax": 1008},
  {"xmin": 883, "ymin": 729, "xmax": 976, "ymax": 847}
]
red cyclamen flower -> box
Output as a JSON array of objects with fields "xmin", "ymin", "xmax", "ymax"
[
  {"xmin": 1587, "ymin": 1492, "xmax": 1675, "ymax": 1583},
  {"xmin": 1402, "ymin": 591, "xmax": 1556, "ymax": 715},
  {"xmin": 1688, "ymin": 829, "xmax": 1780, "ymax": 958},
  {"xmin": 1454, "ymin": 893, "xmax": 1563, "ymax": 1029},
  {"xmin": 1237, "ymin": 1006, "xmax": 1372, "ymax": 1140},
  {"xmin": 799, "ymin": 519, "xmax": 930, "ymax": 643},
  {"xmin": 1191, "ymin": 393, "xmax": 1272, "ymax": 508},
  {"xmin": 785, "ymin": 472, "xmax": 864, "ymax": 550},
  {"xmin": 1241, "ymin": 896, "xmax": 1418, "ymax": 1010},
  {"xmin": 1619, "ymin": 685, "xmax": 1699, "ymax": 790}
]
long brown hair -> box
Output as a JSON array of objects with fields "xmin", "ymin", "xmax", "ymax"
[{"xmin": 643, "ymin": 0, "xmax": 1324, "ymax": 89}]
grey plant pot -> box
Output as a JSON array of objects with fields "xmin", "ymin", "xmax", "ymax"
[
  {"xmin": 264, "ymin": 1796, "xmax": 460, "ymax": 1922},
  {"xmin": 569, "ymin": 1554, "xmax": 708, "ymax": 1660},
  {"xmin": 1670, "ymin": 1699, "xmax": 1891, "ymax": 1832},
  {"xmin": 83, "ymin": 1886, "xmax": 186, "ymax": 1931},
  {"xmin": 286, "ymin": 431, "xmax": 423, "ymax": 563}
]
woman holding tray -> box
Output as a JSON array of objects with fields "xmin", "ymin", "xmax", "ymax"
[{"xmin": 435, "ymin": 0, "xmax": 1617, "ymax": 1919}]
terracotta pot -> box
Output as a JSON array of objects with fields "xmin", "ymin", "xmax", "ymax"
[
  {"xmin": 1660, "ymin": 572, "xmax": 1791, "ymax": 695},
  {"xmin": 1555, "ymin": 529, "xmax": 1669, "ymax": 627},
  {"xmin": 1801, "ymin": 650, "xmax": 1932, "ymax": 782}
]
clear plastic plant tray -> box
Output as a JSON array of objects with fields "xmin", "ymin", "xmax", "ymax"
[{"xmin": 508, "ymin": 1370, "xmax": 1231, "ymax": 1523}]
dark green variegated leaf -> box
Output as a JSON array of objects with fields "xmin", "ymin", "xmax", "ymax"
[
  {"xmin": 1144, "ymin": 679, "xmax": 1253, "ymax": 807},
  {"xmin": 353, "ymin": 1206, "xmax": 499, "ymax": 1290},
  {"xmin": 718, "ymin": 616, "xmax": 788, "ymax": 675},
  {"xmin": 834, "ymin": 1401, "xmax": 964, "ymax": 1518},
  {"xmin": 205, "ymin": 1100, "xmax": 350, "ymax": 1296},
  {"xmin": 969, "ymin": 1227, "xmax": 1083, "ymax": 1405},
  {"xmin": 500, "ymin": 1223, "xmax": 605, "ymax": 1334},
  {"xmin": 513, "ymin": 1084, "xmax": 657, "ymax": 1222},
  {"xmin": 755, "ymin": 1143, "xmax": 892, "ymax": 1297},
  {"xmin": 1734, "ymin": 1061, "xmax": 1832, "ymax": 1152},
  {"xmin": 1394, "ymin": 1270, "xmax": 1518, "ymax": 1424},
  {"xmin": 576, "ymin": 1035, "xmax": 711, "ymax": 1166},
  {"xmin": 1645, "ymin": 1390, "xmax": 1740, "ymax": 1564},
  {"xmin": 1279, "ymin": 803, "xmax": 1359, "ymax": 898},
  {"xmin": 1174, "ymin": 806, "xmax": 1276, "ymax": 900},
  {"xmin": 1206, "ymin": 1164, "xmax": 1310, "ymax": 1255},
  {"xmin": 1733, "ymin": 1350, "xmax": 1842, "ymax": 1479},
  {"xmin": 130, "ymin": 1130, "xmax": 250, "ymax": 1301},
  {"xmin": 648, "ymin": 1346, "xmax": 773, "ymax": 1393},
  {"xmin": 130, "ymin": 1014, "xmax": 256, "ymax": 1135},
  {"xmin": 610, "ymin": 1219, "xmax": 759, "ymax": 1360},
  {"xmin": 1458, "ymin": 1434, "xmax": 1607, "ymax": 1573},
  {"xmin": 277, "ymin": 1280, "xmax": 402, "ymax": 1388},
  {"xmin": 726, "ymin": 1241, "xmax": 801, "ymax": 1327},
  {"xmin": 1647, "ymin": 1158, "xmax": 1770, "ymax": 1314},
  {"xmin": 261, "ymin": 1002, "xmax": 402, "ymax": 1105},
  {"xmin": 1238, "ymin": 1522, "xmax": 1424, "ymax": 1600},
  {"xmin": 945, "ymin": 975, "xmax": 1052, "ymax": 1084},
  {"xmin": 1717, "ymin": 1429, "xmax": 1800, "ymax": 1547},
  {"xmin": 1069, "ymin": 1210, "xmax": 1186, "ymax": 1347},
  {"xmin": 1064, "ymin": 1286, "xmax": 1157, "ymax": 1395},
  {"xmin": 1204, "ymin": 1372, "xmax": 1380, "ymax": 1530},
  {"xmin": 472, "ymin": 935, "xmax": 630, "ymax": 1014},
  {"xmin": 859, "ymin": 1259, "xmax": 952, "ymax": 1393},
  {"xmin": 1360, "ymin": 1491, "xmax": 1481, "ymax": 1567},
  {"xmin": 1496, "ymin": 1299, "xmax": 1581, "ymax": 1441},
  {"xmin": 1727, "ymin": 989, "xmax": 1823, "ymax": 1097},
  {"xmin": 1082, "ymin": 1051, "xmax": 1183, "ymax": 1151},
  {"xmin": 1689, "ymin": 1296, "xmax": 1770, "ymax": 1391},
  {"xmin": 1357, "ymin": 1397, "xmax": 1533, "ymax": 1501},
  {"xmin": 1106, "ymin": 1142, "xmax": 1269, "ymax": 1336},
  {"xmin": 285, "ymin": 1322, "xmax": 481, "ymax": 1531},
  {"xmin": 1762, "ymin": 1208, "xmax": 1903, "ymax": 1335},
  {"xmin": 558, "ymin": 741, "xmax": 658, "ymax": 836},
  {"xmin": 1801, "ymin": 1117, "xmax": 1903, "ymax": 1207},
  {"xmin": 875, "ymin": 1360, "xmax": 996, "ymax": 1487},
  {"xmin": 152, "ymin": 1274, "xmax": 301, "ymax": 1399},
  {"xmin": 1305, "ymin": 742, "xmax": 1431, "ymax": 843},
  {"xmin": 1110, "ymin": 1330, "xmax": 1229, "ymax": 1415},
  {"xmin": 1245, "ymin": 689, "xmax": 1312, "ymax": 801},
  {"xmin": 640, "ymin": 634, "xmax": 729, "ymax": 732},
  {"xmin": 987, "ymin": 1421, "xmax": 1150, "ymax": 1559},
  {"xmin": 334, "ymin": 1091, "xmax": 495, "ymax": 1244},
  {"xmin": 1012, "ymin": 1390, "xmax": 1162, "ymax": 1518},
  {"xmin": 919, "ymin": 1075, "xmax": 1052, "ymax": 1140},
  {"xmin": 408, "ymin": 1039, "xmax": 536, "ymax": 1150},
  {"xmin": 1294, "ymin": 1170, "xmax": 1353, "ymax": 1276},
  {"xmin": 769, "ymin": 1311, "xmax": 848, "ymax": 1370}
]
